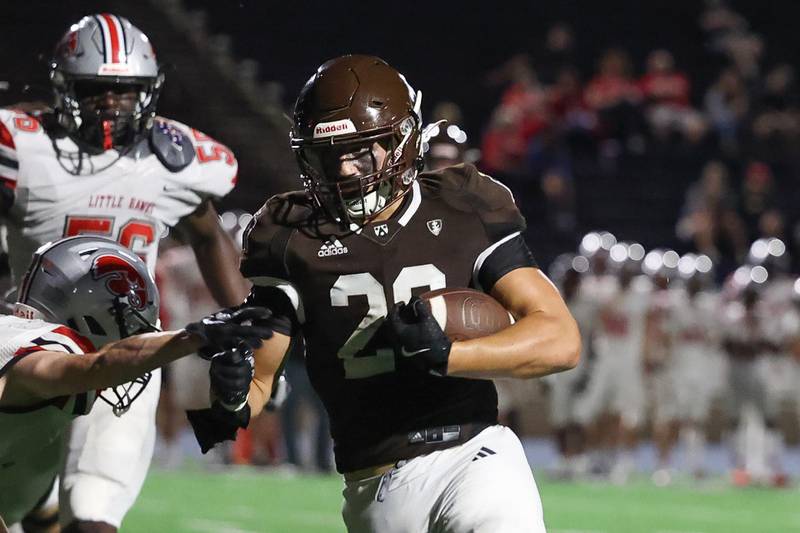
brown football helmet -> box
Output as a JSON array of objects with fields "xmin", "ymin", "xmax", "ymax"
[{"xmin": 291, "ymin": 55, "xmax": 423, "ymax": 226}]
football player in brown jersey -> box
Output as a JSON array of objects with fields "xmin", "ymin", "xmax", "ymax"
[{"xmin": 202, "ymin": 55, "xmax": 580, "ymax": 532}]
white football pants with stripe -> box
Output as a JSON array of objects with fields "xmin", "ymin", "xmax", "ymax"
[{"xmin": 342, "ymin": 425, "xmax": 546, "ymax": 533}]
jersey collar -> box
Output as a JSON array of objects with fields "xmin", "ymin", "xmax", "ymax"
[{"xmin": 350, "ymin": 180, "xmax": 421, "ymax": 245}]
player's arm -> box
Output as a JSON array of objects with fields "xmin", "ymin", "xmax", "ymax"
[
  {"xmin": 246, "ymin": 331, "xmax": 292, "ymax": 417},
  {"xmin": 0, "ymin": 307, "xmax": 271, "ymax": 407},
  {"xmin": 0, "ymin": 331, "xmax": 202, "ymax": 406},
  {"xmin": 175, "ymin": 199, "xmax": 250, "ymax": 307},
  {"xmin": 446, "ymin": 267, "xmax": 581, "ymax": 379}
]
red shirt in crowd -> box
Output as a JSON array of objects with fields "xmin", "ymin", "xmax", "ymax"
[
  {"xmin": 584, "ymin": 75, "xmax": 642, "ymax": 110},
  {"xmin": 639, "ymin": 71, "xmax": 690, "ymax": 107}
]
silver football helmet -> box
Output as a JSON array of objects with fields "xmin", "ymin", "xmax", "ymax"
[
  {"xmin": 14, "ymin": 236, "xmax": 160, "ymax": 415},
  {"xmin": 50, "ymin": 14, "xmax": 164, "ymax": 150}
]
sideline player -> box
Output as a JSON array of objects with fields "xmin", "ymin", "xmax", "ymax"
[
  {"xmin": 668, "ymin": 260, "xmax": 722, "ymax": 478},
  {"xmin": 574, "ymin": 255, "xmax": 648, "ymax": 482},
  {"xmin": 544, "ymin": 254, "xmax": 594, "ymax": 479},
  {"xmin": 722, "ymin": 272, "xmax": 789, "ymax": 486},
  {"xmin": 197, "ymin": 55, "xmax": 580, "ymax": 532},
  {"xmin": 0, "ymin": 14, "xmax": 246, "ymax": 532},
  {"xmin": 0, "ymin": 236, "xmax": 270, "ymax": 529}
]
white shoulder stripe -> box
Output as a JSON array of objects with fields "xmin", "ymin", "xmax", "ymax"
[
  {"xmin": 397, "ymin": 180, "xmax": 421, "ymax": 227},
  {"xmin": 472, "ymin": 231, "xmax": 521, "ymax": 290},
  {"xmin": 477, "ymin": 170, "xmax": 515, "ymax": 203}
]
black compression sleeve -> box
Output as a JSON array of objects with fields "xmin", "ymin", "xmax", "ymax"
[
  {"xmin": 477, "ymin": 234, "xmax": 537, "ymax": 292},
  {"xmin": 245, "ymin": 286, "xmax": 298, "ymax": 336}
]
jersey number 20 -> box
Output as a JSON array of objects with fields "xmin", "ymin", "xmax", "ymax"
[{"xmin": 331, "ymin": 264, "xmax": 445, "ymax": 379}]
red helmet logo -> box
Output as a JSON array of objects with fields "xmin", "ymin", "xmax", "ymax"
[
  {"xmin": 57, "ymin": 30, "xmax": 79, "ymax": 58},
  {"xmin": 91, "ymin": 254, "xmax": 149, "ymax": 311}
]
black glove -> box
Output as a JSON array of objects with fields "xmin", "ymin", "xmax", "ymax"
[
  {"xmin": 186, "ymin": 402, "xmax": 250, "ymax": 453},
  {"xmin": 387, "ymin": 297, "xmax": 451, "ymax": 377},
  {"xmin": 186, "ymin": 306, "xmax": 273, "ymax": 359},
  {"xmin": 209, "ymin": 345, "xmax": 255, "ymax": 411}
]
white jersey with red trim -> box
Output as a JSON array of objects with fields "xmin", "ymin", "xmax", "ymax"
[
  {"xmin": 668, "ymin": 289, "xmax": 721, "ymax": 368},
  {"xmin": 594, "ymin": 280, "xmax": 650, "ymax": 362},
  {"xmin": 0, "ymin": 109, "xmax": 237, "ymax": 281},
  {"xmin": 0, "ymin": 315, "xmax": 96, "ymax": 525}
]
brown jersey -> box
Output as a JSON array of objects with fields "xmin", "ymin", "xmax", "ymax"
[{"xmin": 241, "ymin": 164, "xmax": 536, "ymax": 472}]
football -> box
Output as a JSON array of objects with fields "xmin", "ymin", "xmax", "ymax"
[{"xmin": 419, "ymin": 287, "xmax": 514, "ymax": 341}]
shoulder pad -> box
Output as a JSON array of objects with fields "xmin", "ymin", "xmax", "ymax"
[
  {"xmin": 419, "ymin": 163, "xmax": 514, "ymax": 211},
  {"xmin": 419, "ymin": 164, "xmax": 524, "ymax": 239},
  {"xmin": 241, "ymin": 191, "xmax": 312, "ymax": 280},
  {"xmin": 149, "ymin": 119, "xmax": 195, "ymax": 172}
]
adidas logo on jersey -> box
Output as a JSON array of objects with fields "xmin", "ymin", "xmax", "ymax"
[{"xmin": 318, "ymin": 238, "xmax": 349, "ymax": 257}]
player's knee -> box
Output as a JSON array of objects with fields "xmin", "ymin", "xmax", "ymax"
[{"xmin": 62, "ymin": 520, "xmax": 117, "ymax": 533}]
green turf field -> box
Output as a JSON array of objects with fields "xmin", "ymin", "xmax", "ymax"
[{"xmin": 123, "ymin": 468, "xmax": 800, "ymax": 533}]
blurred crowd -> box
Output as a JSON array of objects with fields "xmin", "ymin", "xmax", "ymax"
[{"xmin": 465, "ymin": 1, "xmax": 800, "ymax": 277}]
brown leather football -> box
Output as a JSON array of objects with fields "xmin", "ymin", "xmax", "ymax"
[{"xmin": 418, "ymin": 288, "xmax": 513, "ymax": 342}]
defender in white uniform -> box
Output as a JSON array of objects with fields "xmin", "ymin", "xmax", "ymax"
[
  {"xmin": 575, "ymin": 260, "xmax": 649, "ymax": 480},
  {"xmin": 544, "ymin": 254, "xmax": 595, "ymax": 478},
  {"xmin": 0, "ymin": 14, "xmax": 246, "ymax": 531},
  {"xmin": 0, "ymin": 236, "xmax": 270, "ymax": 529},
  {"xmin": 0, "ymin": 317, "xmax": 100, "ymax": 527}
]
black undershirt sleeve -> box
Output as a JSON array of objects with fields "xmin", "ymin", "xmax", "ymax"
[
  {"xmin": 245, "ymin": 285, "xmax": 299, "ymax": 337},
  {"xmin": 477, "ymin": 233, "xmax": 537, "ymax": 292}
]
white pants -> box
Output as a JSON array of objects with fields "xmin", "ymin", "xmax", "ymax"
[
  {"xmin": 59, "ymin": 368, "xmax": 160, "ymax": 527},
  {"xmin": 342, "ymin": 425, "xmax": 546, "ymax": 533},
  {"xmin": 574, "ymin": 354, "xmax": 644, "ymax": 427}
]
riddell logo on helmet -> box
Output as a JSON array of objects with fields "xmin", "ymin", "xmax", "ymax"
[
  {"xmin": 312, "ymin": 119, "xmax": 357, "ymax": 139},
  {"xmin": 92, "ymin": 254, "xmax": 149, "ymax": 311},
  {"xmin": 97, "ymin": 63, "xmax": 133, "ymax": 76}
]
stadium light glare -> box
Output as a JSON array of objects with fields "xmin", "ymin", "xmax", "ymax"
[
  {"xmin": 750, "ymin": 265, "xmax": 768, "ymax": 284},
  {"xmin": 750, "ymin": 239, "xmax": 769, "ymax": 260},
  {"xmin": 628, "ymin": 243, "xmax": 645, "ymax": 261},
  {"xmin": 662, "ymin": 250, "xmax": 680, "ymax": 269},
  {"xmin": 610, "ymin": 243, "xmax": 628, "ymax": 262},
  {"xmin": 238, "ymin": 213, "xmax": 253, "ymax": 228},
  {"xmin": 580, "ymin": 232, "xmax": 602, "ymax": 254},
  {"xmin": 572, "ymin": 255, "xmax": 590, "ymax": 273},
  {"xmin": 733, "ymin": 266, "xmax": 751, "ymax": 286},
  {"xmin": 695, "ymin": 255, "xmax": 713, "ymax": 273},
  {"xmin": 643, "ymin": 251, "xmax": 663, "ymax": 273},
  {"xmin": 678, "ymin": 254, "xmax": 696, "ymax": 276},
  {"xmin": 220, "ymin": 211, "xmax": 237, "ymax": 230},
  {"xmin": 768, "ymin": 238, "xmax": 786, "ymax": 257},
  {"xmin": 599, "ymin": 232, "xmax": 617, "ymax": 250}
]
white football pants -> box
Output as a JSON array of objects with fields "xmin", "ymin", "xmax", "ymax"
[
  {"xmin": 342, "ymin": 425, "xmax": 546, "ymax": 533},
  {"xmin": 59, "ymin": 368, "xmax": 160, "ymax": 527}
]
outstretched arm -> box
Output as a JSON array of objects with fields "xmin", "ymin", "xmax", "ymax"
[
  {"xmin": 446, "ymin": 267, "xmax": 581, "ymax": 379},
  {"xmin": 0, "ymin": 330, "xmax": 201, "ymax": 406},
  {"xmin": 0, "ymin": 307, "xmax": 272, "ymax": 407}
]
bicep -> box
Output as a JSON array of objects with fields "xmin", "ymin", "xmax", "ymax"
[{"xmin": 490, "ymin": 267, "xmax": 571, "ymax": 320}]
